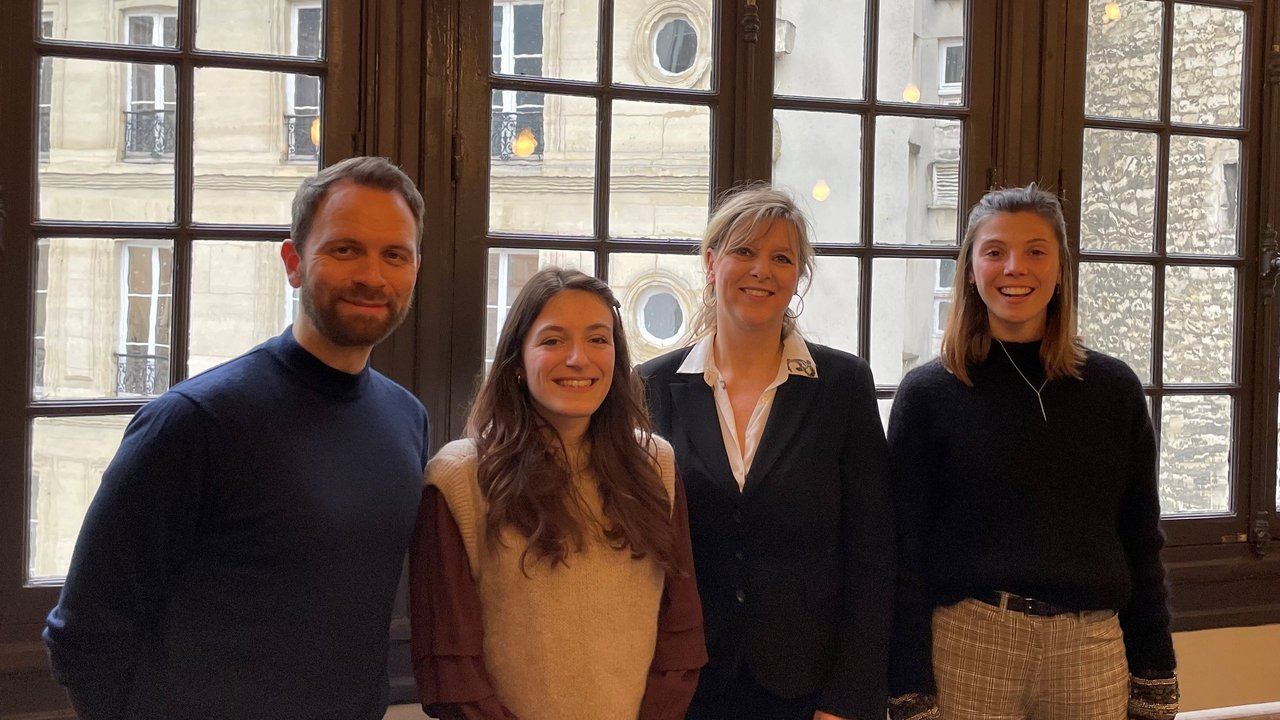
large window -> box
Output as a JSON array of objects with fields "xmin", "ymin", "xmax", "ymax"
[
  {"xmin": 490, "ymin": 1, "xmax": 545, "ymax": 158},
  {"xmin": 1070, "ymin": 0, "xmax": 1255, "ymax": 536},
  {"xmin": 11, "ymin": 0, "xmax": 335, "ymax": 616},
  {"xmin": 117, "ymin": 243, "xmax": 174, "ymax": 397},
  {"xmin": 286, "ymin": 3, "xmax": 321, "ymax": 160},
  {"xmin": 123, "ymin": 11, "xmax": 178, "ymax": 159}
]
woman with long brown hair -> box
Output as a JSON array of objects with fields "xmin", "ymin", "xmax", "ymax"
[
  {"xmin": 409, "ymin": 268, "xmax": 705, "ymax": 720},
  {"xmin": 887, "ymin": 185, "xmax": 1178, "ymax": 720}
]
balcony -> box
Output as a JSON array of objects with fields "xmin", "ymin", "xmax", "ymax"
[
  {"xmin": 114, "ymin": 352, "xmax": 170, "ymax": 397},
  {"xmin": 123, "ymin": 109, "xmax": 176, "ymax": 160},
  {"xmin": 285, "ymin": 112, "xmax": 319, "ymax": 161},
  {"xmin": 491, "ymin": 109, "xmax": 544, "ymax": 160}
]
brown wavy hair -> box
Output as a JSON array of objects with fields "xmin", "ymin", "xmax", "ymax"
[
  {"xmin": 940, "ymin": 183, "xmax": 1085, "ymax": 386},
  {"xmin": 466, "ymin": 268, "xmax": 678, "ymax": 573}
]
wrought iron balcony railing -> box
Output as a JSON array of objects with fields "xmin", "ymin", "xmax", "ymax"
[
  {"xmin": 114, "ymin": 352, "xmax": 170, "ymax": 397},
  {"xmin": 491, "ymin": 109, "xmax": 544, "ymax": 160},
  {"xmin": 124, "ymin": 109, "xmax": 176, "ymax": 159},
  {"xmin": 284, "ymin": 112, "xmax": 319, "ymax": 161}
]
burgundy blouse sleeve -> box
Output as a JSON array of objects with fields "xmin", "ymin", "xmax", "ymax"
[
  {"xmin": 409, "ymin": 485, "xmax": 518, "ymax": 720},
  {"xmin": 639, "ymin": 473, "xmax": 707, "ymax": 720}
]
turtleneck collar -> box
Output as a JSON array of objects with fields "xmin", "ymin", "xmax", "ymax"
[
  {"xmin": 267, "ymin": 326, "xmax": 370, "ymax": 401},
  {"xmin": 987, "ymin": 337, "xmax": 1047, "ymax": 385}
]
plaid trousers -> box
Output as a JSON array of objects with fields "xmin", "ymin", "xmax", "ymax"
[{"xmin": 932, "ymin": 597, "xmax": 1129, "ymax": 720}]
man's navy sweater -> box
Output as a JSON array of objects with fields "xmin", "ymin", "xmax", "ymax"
[{"xmin": 44, "ymin": 329, "xmax": 429, "ymax": 720}]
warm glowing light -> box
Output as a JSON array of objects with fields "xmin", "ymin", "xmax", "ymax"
[
  {"xmin": 1104, "ymin": 1, "xmax": 1121, "ymax": 21},
  {"xmin": 902, "ymin": 83, "xmax": 921, "ymax": 103},
  {"xmin": 512, "ymin": 128, "xmax": 538, "ymax": 157},
  {"xmin": 811, "ymin": 180, "xmax": 831, "ymax": 202},
  {"xmin": 309, "ymin": 116, "xmax": 321, "ymax": 148}
]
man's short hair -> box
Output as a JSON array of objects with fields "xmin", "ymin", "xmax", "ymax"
[{"xmin": 290, "ymin": 156, "xmax": 425, "ymax": 250}]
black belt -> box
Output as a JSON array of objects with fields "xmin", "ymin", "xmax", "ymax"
[{"xmin": 976, "ymin": 591, "xmax": 1075, "ymax": 617}]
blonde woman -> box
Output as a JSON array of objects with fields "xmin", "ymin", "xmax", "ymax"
[{"xmin": 640, "ymin": 186, "xmax": 894, "ymax": 720}]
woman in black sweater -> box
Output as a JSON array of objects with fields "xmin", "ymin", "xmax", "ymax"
[{"xmin": 886, "ymin": 185, "xmax": 1178, "ymax": 720}]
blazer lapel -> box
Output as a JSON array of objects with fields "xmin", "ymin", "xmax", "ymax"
[
  {"xmin": 669, "ymin": 379, "xmax": 739, "ymax": 497},
  {"xmin": 742, "ymin": 374, "xmax": 820, "ymax": 496}
]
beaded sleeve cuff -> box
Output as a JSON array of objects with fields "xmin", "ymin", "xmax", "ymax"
[
  {"xmin": 887, "ymin": 693, "xmax": 941, "ymax": 720},
  {"xmin": 1129, "ymin": 674, "xmax": 1179, "ymax": 720}
]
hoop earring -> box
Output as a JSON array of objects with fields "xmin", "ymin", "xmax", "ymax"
[
  {"xmin": 702, "ymin": 282, "xmax": 715, "ymax": 308},
  {"xmin": 785, "ymin": 293, "xmax": 806, "ymax": 320}
]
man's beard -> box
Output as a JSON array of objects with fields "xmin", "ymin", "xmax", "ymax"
[{"xmin": 298, "ymin": 276, "xmax": 413, "ymax": 348}]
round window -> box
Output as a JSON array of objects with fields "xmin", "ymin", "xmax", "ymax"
[
  {"xmin": 641, "ymin": 290, "xmax": 684, "ymax": 342},
  {"xmin": 654, "ymin": 18, "xmax": 697, "ymax": 75}
]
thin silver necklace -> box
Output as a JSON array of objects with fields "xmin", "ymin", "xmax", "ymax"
[{"xmin": 994, "ymin": 339, "xmax": 1048, "ymax": 422}]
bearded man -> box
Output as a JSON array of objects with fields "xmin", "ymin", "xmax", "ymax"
[{"xmin": 44, "ymin": 156, "xmax": 430, "ymax": 720}]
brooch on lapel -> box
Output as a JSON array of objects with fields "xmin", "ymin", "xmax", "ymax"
[{"xmin": 787, "ymin": 358, "xmax": 816, "ymax": 378}]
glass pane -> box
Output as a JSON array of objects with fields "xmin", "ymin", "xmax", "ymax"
[
  {"xmin": 873, "ymin": 116, "xmax": 963, "ymax": 246},
  {"xmin": 42, "ymin": 6, "xmax": 178, "ymax": 45},
  {"xmin": 1159, "ymin": 394, "xmax": 1231, "ymax": 515},
  {"xmin": 38, "ymin": 59, "xmax": 177, "ymax": 222},
  {"xmin": 189, "ymin": 240, "xmax": 294, "ymax": 378},
  {"xmin": 1170, "ymin": 4, "xmax": 1243, "ymax": 128},
  {"xmin": 608, "ymin": 252, "xmax": 703, "ymax": 364},
  {"xmin": 1164, "ymin": 265, "xmax": 1235, "ymax": 384},
  {"xmin": 33, "ymin": 242, "xmax": 51, "ymax": 397},
  {"xmin": 609, "ymin": 100, "xmax": 711, "ymax": 240},
  {"xmin": 493, "ymin": 0, "xmax": 595, "ymax": 82},
  {"xmin": 196, "ymin": 1, "xmax": 325, "ymax": 57},
  {"xmin": 34, "ymin": 239, "xmax": 175, "ymax": 400},
  {"xmin": 194, "ymin": 68, "xmax": 321, "ymax": 224},
  {"xmin": 614, "ymin": 0, "xmax": 712, "ymax": 90},
  {"xmin": 796, "ymin": 256, "xmax": 861, "ymax": 356},
  {"xmin": 774, "ymin": 0, "xmax": 866, "ymax": 100},
  {"xmin": 1084, "ymin": 0, "xmax": 1163, "ymax": 121},
  {"xmin": 1166, "ymin": 136, "xmax": 1240, "ymax": 255},
  {"xmin": 877, "ymin": 398, "xmax": 892, "ymax": 433},
  {"xmin": 772, "ymin": 110, "xmax": 861, "ymax": 245},
  {"xmin": 490, "ymin": 93, "xmax": 595, "ymax": 236},
  {"xmin": 484, "ymin": 249, "xmax": 594, "ymax": 370},
  {"xmin": 877, "ymin": 3, "xmax": 966, "ymax": 106},
  {"xmin": 1079, "ymin": 128, "xmax": 1157, "ymax": 253},
  {"xmin": 29, "ymin": 415, "xmax": 133, "ymax": 581},
  {"xmin": 870, "ymin": 258, "xmax": 947, "ymax": 385},
  {"xmin": 1078, "ymin": 262, "xmax": 1154, "ymax": 383}
]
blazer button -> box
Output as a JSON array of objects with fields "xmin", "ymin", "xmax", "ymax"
[
  {"xmin": 734, "ymin": 551, "xmax": 744, "ymax": 561},
  {"xmin": 733, "ymin": 509, "xmax": 743, "ymax": 523},
  {"xmin": 735, "ymin": 589, "xmax": 746, "ymax": 603}
]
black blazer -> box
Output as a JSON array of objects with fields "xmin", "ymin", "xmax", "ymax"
[{"xmin": 639, "ymin": 342, "xmax": 894, "ymax": 720}]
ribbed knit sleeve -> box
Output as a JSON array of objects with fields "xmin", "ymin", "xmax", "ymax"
[
  {"xmin": 1112, "ymin": 366, "xmax": 1177, "ymax": 676},
  {"xmin": 885, "ymin": 365, "xmax": 941, "ymax": 697},
  {"xmin": 43, "ymin": 393, "xmax": 210, "ymax": 720}
]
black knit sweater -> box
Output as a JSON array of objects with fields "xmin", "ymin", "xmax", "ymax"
[{"xmin": 886, "ymin": 340, "xmax": 1176, "ymax": 696}]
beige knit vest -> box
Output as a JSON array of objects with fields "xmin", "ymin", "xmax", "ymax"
[{"xmin": 426, "ymin": 436, "xmax": 677, "ymax": 720}]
